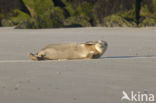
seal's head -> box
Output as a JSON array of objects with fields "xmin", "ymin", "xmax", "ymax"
[
  {"xmin": 84, "ymin": 40, "xmax": 108, "ymax": 58},
  {"xmin": 95, "ymin": 40, "xmax": 108, "ymax": 54}
]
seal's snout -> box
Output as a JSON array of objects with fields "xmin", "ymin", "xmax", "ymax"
[
  {"xmin": 104, "ymin": 42, "xmax": 108, "ymax": 47},
  {"xmin": 98, "ymin": 40, "xmax": 108, "ymax": 48}
]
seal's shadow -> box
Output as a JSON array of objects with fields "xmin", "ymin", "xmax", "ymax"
[{"xmin": 100, "ymin": 55, "xmax": 155, "ymax": 59}]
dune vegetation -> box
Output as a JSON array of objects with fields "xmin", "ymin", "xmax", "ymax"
[{"xmin": 0, "ymin": 0, "xmax": 156, "ymax": 28}]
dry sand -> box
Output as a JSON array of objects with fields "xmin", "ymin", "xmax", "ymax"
[{"xmin": 0, "ymin": 27, "xmax": 156, "ymax": 103}]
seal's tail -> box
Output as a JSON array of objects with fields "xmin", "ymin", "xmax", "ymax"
[{"xmin": 29, "ymin": 53, "xmax": 39, "ymax": 61}]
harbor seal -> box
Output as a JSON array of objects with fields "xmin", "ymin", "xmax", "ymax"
[{"xmin": 29, "ymin": 40, "xmax": 108, "ymax": 61}]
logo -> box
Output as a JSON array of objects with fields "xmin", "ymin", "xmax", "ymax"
[{"xmin": 121, "ymin": 91, "xmax": 155, "ymax": 102}]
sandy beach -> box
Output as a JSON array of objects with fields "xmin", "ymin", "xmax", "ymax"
[{"xmin": 0, "ymin": 27, "xmax": 156, "ymax": 103}]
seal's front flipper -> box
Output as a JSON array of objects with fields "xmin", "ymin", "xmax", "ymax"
[{"xmin": 29, "ymin": 53, "xmax": 39, "ymax": 61}]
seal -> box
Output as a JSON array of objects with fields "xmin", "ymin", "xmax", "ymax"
[{"xmin": 29, "ymin": 40, "xmax": 108, "ymax": 61}]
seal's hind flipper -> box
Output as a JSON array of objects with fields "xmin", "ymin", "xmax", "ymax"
[{"xmin": 29, "ymin": 53, "xmax": 39, "ymax": 61}]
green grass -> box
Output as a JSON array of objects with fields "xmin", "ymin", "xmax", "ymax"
[{"xmin": 102, "ymin": 15, "xmax": 136, "ymax": 27}]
